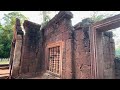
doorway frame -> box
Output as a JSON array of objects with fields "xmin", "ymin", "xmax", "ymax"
[{"xmin": 89, "ymin": 14, "xmax": 120, "ymax": 79}]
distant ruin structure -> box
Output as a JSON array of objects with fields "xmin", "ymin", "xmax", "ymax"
[{"xmin": 9, "ymin": 11, "xmax": 120, "ymax": 79}]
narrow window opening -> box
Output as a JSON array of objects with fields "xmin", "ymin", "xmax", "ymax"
[{"xmin": 48, "ymin": 46, "xmax": 60, "ymax": 75}]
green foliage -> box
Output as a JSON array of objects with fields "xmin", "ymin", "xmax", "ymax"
[
  {"xmin": 0, "ymin": 12, "xmax": 27, "ymax": 58},
  {"xmin": 115, "ymin": 48, "xmax": 120, "ymax": 58},
  {"xmin": 0, "ymin": 29, "xmax": 12, "ymax": 58},
  {"xmin": 40, "ymin": 11, "xmax": 51, "ymax": 28},
  {"xmin": 40, "ymin": 11, "xmax": 58, "ymax": 28},
  {"xmin": 41, "ymin": 16, "xmax": 50, "ymax": 27},
  {"xmin": 43, "ymin": 11, "xmax": 51, "ymax": 22},
  {"xmin": 2, "ymin": 12, "xmax": 28, "ymax": 30},
  {"xmin": 0, "ymin": 23, "xmax": 3, "ymax": 33},
  {"xmin": 90, "ymin": 11, "xmax": 113, "ymax": 22}
]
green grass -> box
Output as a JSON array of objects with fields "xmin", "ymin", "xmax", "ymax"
[{"xmin": 0, "ymin": 59, "xmax": 9, "ymax": 65}]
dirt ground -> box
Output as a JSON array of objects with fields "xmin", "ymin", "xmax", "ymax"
[
  {"xmin": 28, "ymin": 71, "xmax": 60, "ymax": 79},
  {"xmin": 0, "ymin": 65, "xmax": 9, "ymax": 78}
]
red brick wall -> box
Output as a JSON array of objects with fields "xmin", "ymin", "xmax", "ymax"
[
  {"xmin": 19, "ymin": 20, "xmax": 41, "ymax": 77},
  {"xmin": 73, "ymin": 28, "xmax": 91, "ymax": 79},
  {"xmin": 102, "ymin": 32, "xmax": 115, "ymax": 79},
  {"xmin": 73, "ymin": 27, "xmax": 115, "ymax": 79},
  {"xmin": 42, "ymin": 12, "xmax": 73, "ymax": 79},
  {"xmin": 10, "ymin": 12, "xmax": 115, "ymax": 79}
]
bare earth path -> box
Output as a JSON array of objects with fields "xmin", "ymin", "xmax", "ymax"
[
  {"xmin": 28, "ymin": 71, "xmax": 60, "ymax": 79},
  {"xmin": 0, "ymin": 65, "xmax": 9, "ymax": 79}
]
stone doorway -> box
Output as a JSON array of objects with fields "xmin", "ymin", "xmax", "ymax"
[{"xmin": 90, "ymin": 14, "xmax": 120, "ymax": 79}]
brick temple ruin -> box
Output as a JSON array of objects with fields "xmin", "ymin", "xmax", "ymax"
[{"xmin": 9, "ymin": 11, "xmax": 120, "ymax": 79}]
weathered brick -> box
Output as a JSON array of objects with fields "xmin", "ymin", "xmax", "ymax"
[{"xmin": 10, "ymin": 11, "xmax": 116, "ymax": 79}]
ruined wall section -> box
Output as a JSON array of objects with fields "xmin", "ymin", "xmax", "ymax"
[
  {"xmin": 114, "ymin": 58, "xmax": 120, "ymax": 79},
  {"xmin": 73, "ymin": 19, "xmax": 92, "ymax": 79},
  {"xmin": 42, "ymin": 11, "xmax": 74, "ymax": 79},
  {"xmin": 19, "ymin": 20, "xmax": 41, "ymax": 77},
  {"xmin": 10, "ymin": 18, "xmax": 24, "ymax": 78},
  {"xmin": 102, "ymin": 32, "xmax": 115, "ymax": 79},
  {"xmin": 73, "ymin": 18, "xmax": 115, "ymax": 79}
]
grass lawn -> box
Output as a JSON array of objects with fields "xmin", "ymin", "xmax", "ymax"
[{"xmin": 0, "ymin": 59, "xmax": 9, "ymax": 65}]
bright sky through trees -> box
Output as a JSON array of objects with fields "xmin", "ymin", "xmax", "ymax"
[
  {"xmin": 1, "ymin": 11, "xmax": 120, "ymax": 25},
  {"xmin": 0, "ymin": 11, "xmax": 120, "ymax": 47},
  {"xmin": 0, "ymin": 11, "xmax": 120, "ymax": 57}
]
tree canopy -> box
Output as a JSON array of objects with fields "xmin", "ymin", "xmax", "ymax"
[
  {"xmin": 90, "ymin": 11, "xmax": 113, "ymax": 22},
  {"xmin": 0, "ymin": 12, "xmax": 28, "ymax": 58},
  {"xmin": 0, "ymin": 11, "xmax": 120, "ymax": 58},
  {"xmin": 40, "ymin": 11, "xmax": 58, "ymax": 28}
]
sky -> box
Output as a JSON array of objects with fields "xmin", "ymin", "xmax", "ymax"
[
  {"xmin": 0, "ymin": 11, "xmax": 120, "ymax": 47},
  {"xmin": 1, "ymin": 11, "xmax": 120, "ymax": 25},
  {"xmin": 0, "ymin": 11, "xmax": 89, "ymax": 25}
]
